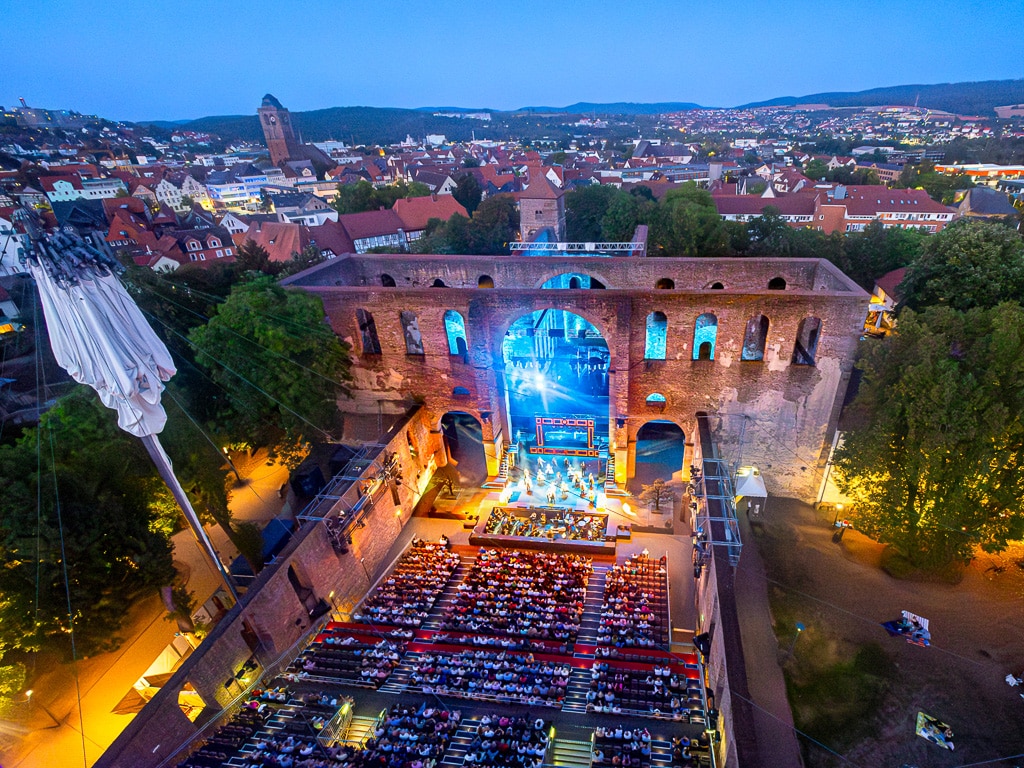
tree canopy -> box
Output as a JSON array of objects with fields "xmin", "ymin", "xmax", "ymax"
[
  {"xmin": 835, "ymin": 304, "xmax": 1024, "ymax": 568},
  {"xmin": 331, "ymin": 179, "xmax": 431, "ymax": 214},
  {"xmin": 899, "ymin": 220, "xmax": 1024, "ymax": 311},
  {"xmin": 0, "ymin": 388, "xmax": 176, "ymax": 660},
  {"xmin": 413, "ymin": 194, "xmax": 519, "ymax": 255},
  {"xmin": 452, "ymin": 173, "xmax": 482, "ymax": 217},
  {"xmin": 188, "ymin": 276, "xmax": 352, "ymax": 450}
]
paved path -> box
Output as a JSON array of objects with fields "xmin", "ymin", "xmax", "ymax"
[
  {"xmin": 733, "ymin": 502, "xmax": 804, "ymax": 767},
  {"xmin": 1, "ymin": 453, "xmax": 289, "ymax": 768}
]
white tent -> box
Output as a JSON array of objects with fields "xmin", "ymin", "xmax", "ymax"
[
  {"xmin": 26, "ymin": 232, "xmax": 237, "ymax": 600},
  {"xmin": 734, "ymin": 465, "xmax": 768, "ymax": 516}
]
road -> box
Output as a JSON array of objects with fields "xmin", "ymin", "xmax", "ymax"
[{"xmin": 1, "ymin": 450, "xmax": 289, "ymax": 768}]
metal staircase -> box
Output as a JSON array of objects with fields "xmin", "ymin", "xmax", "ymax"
[{"xmin": 483, "ymin": 443, "xmax": 518, "ymax": 489}]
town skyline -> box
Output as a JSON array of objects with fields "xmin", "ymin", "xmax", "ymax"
[{"xmin": 2, "ymin": 0, "xmax": 1022, "ymax": 122}]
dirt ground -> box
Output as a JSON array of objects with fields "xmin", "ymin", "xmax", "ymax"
[{"xmin": 755, "ymin": 497, "xmax": 1024, "ymax": 768}]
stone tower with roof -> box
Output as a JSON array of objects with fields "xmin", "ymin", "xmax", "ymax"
[
  {"xmin": 519, "ymin": 171, "xmax": 566, "ymax": 242},
  {"xmin": 258, "ymin": 93, "xmax": 300, "ymax": 166}
]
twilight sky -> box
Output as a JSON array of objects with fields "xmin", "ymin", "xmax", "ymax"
[{"xmin": 2, "ymin": 0, "xmax": 1021, "ymax": 122}]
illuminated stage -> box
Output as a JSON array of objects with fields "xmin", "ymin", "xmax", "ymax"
[{"xmin": 469, "ymin": 505, "xmax": 619, "ymax": 554}]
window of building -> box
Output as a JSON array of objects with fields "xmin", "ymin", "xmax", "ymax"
[
  {"xmin": 693, "ymin": 313, "xmax": 718, "ymax": 361},
  {"xmin": 646, "ymin": 393, "xmax": 667, "ymax": 406},
  {"xmin": 741, "ymin": 315, "xmax": 769, "ymax": 361},
  {"xmin": 216, "ymin": 249, "xmax": 223, "ymax": 258},
  {"xmin": 444, "ymin": 310, "xmax": 467, "ymax": 356},
  {"xmin": 655, "ymin": 278, "xmax": 675, "ymax": 289},
  {"xmin": 381, "ymin": 274, "xmax": 396, "ymax": 287},
  {"xmin": 478, "ymin": 275, "xmax": 494, "ymax": 288},
  {"xmin": 400, "ymin": 310, "xmax": 425, "ymax": 355},
  {"xmin": 356, "ymin": 308, "xmax": 381, "ymax": 354},
  {"xmin": 645, "ymin": 311, "xmax": 667, "ymax": 360},
  {"xmin": 792, "ymin": 317, "xmax": 822, "ymax": 366}
]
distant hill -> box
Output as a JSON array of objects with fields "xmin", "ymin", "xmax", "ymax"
[
  {"xmin": 518, "ymin": 101, "xmax": 702, "ymax": 115},
  {"xmin": 160, "ymin": 107, "xmax": 482, "ymax": 145},
  {"xmin": 739, "ymin": 79, "xmax": 1024, "ymax": 115}
]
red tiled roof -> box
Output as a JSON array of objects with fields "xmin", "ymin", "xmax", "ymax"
[
  {"xmin": 520, "ymin": 172, "xmax": 563, "ymax": 200},
  {"xmin": 307, "ymin": 220, "xmax": 356, "ymax": 256},
  {"xmin": 243, "ymin": 221, "xmax": 309, "ymax": 262},
  {"xmin": 39, "ymin": 175, "xmax": 83, "ymax": 191},
  {"xmin": 337, "ymin": 208, "xmax": 405, "ymax": 240},
  {"xmin": 838, "ymin": 186, "xmax": 952, "ymax": 215},
  {"xmin": 713, "ymin": 192, "xmax": 817, "ymax": 216},
  {"xmin": 875, "ymin": 267, "xmax": 907, "ymax": 300},
  {"xmin": 392, "ymin": 195, "xmax": 467, "ymax": 232}
]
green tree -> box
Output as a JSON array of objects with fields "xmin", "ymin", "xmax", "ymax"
[
  {"xmin": 332, "ymin": 180, "xmax": 378, "ymax": 214},
  {"xmin": 650, "ymin": 183, "xmax": 728, "ymax": 256},
  {"xmin": 900, "ymin": 220, "xmax": 1024, "ymax": 311},
  {"xmin": 842, "ymin": 222, "xmax": 926, "ymax": 290},
  {"xmin": 277, "ymin": 243, "xmax": 326, "ymax": 278},
  {"xmin": 804, "ymin": 158, "xmax": 829, "ymax": 180},
  {"xmin": 188, "ymin": 276, "xmax": 352, "ymax": 448},
  {"xmin": 0, "ymin": 388, "xmax": 176, "ymax": 659},
  {"xmin": 565, "ymin": 185, "xmax": 621, "ymax": 241},
  {"xmin": 835, "ymin": 304, "xmax": 1024, "ymax": 569},
  {"xmin": 896, "ymin": 160, "xmax": 973, "ymax": 205},
  {"xmin": 373, "ymin": 179, "xmax": 431, "ymax": 209},
  {"xmin": 453, "ymin": 173, "xmax": 483, "ymax": 217},
  {"xmin": 601, "ymin": 192, "xmax": 655, "ymax": 242},
  {"xmin": 234, "ymin": 239, "xmax": 278, "ymax": 275},
  {"xmin": 467, "ymin": 194, "xmax": 518, "ymax": 253}
]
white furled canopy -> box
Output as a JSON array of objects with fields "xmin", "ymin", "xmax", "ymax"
[
  {"xmin": 29, "ymin": 234, "xmax": 176, "ymax": 436},
  {"xmin": 25, "ymin": 232, "xmax": 238, "ymax": 600}
]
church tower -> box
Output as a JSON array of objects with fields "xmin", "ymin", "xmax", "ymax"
[{"xmin": 258, "ymin": 94, "xmax": 299, "ymax": 166}]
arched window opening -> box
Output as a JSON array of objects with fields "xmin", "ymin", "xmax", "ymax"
[
  {"xmin": 540, "ymin": 272, "xmax": 604, "ymax": 289},
  {"xmin": 792, "ymin": 317, "xmax": 822, "ymax": 365},
  {"xmin": 646, "ymin": 393, "xmax": 667, "ymax": 406},
  {"xmin": 381, "ymin": 273, "xmax": 396, "ymax": 287},
  {"xmin": 645, "ymin": 311, "xmax": 667, "ymax": 360},
  {"xmin": 478, "ymin": 274, "xmax": 494, "ymax": 288},
  {"xmin": 356, "ymin": 308, "xmax": 381, "ymax": 354},
  {"xmin": 431, "ymin": 278, "xmax": 447, "ymax": 288},
  {"xmin": 400, "ymin": 311, "xmax": 425, "ymax": 355},
  {"xmin": 406, "ymin": 429, "xmax": 418, "ymax": 457},
  {"xmin": 444, "ymin": 310, "xmax": 467, "ymax": 356},
  {"xmin": 693, "ymin": 313, "xmax": 718, "ymax": 361},
  {"xmin": 453, "ymin": 386, "xmax": 471, "ymax": 396},
  {"xmin": 741, "ymin": 315, "xmax": 769, "ymax": 361},
  {"xmin": 655, "ymin": 278, "xmax": 675, "ymax": 290},
  {"xmin": 768, "ymin": 276, "xmax": 787, "ymax": 290},
  {"xmin": 709, "ymin": 282, "xmax": 725, "ymax": 290}
]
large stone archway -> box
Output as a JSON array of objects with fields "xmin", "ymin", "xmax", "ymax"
[{"xmin": 499, "ymin": 308, "xmax": 610, "ymax": 440}]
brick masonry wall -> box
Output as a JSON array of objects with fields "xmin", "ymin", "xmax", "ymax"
[
  {"xmin": 96, "ymin": 411, "xmax": 437, "ymax": 768},
  {"xmin": 292, "ymin": 255, "xmax": 867, "ymax": 500}
]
